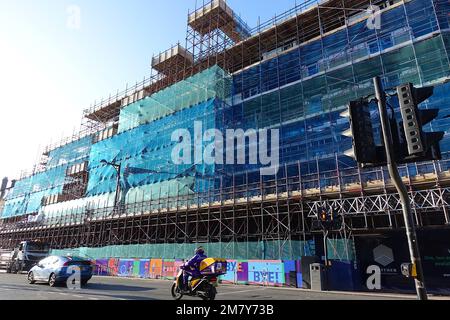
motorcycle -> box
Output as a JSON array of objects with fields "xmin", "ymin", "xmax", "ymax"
[{"xmin": 171, "ymin": 258, "xmax": 227, "ymax": 301}]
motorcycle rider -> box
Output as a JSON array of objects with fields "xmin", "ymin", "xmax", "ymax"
[{"xmin": 181, "ymin": 247, "xmax": 207, "ymax": 293}]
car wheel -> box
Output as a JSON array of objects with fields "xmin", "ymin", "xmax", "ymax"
[
  {"xmin": 48, "ymin": 273, "xmax": 58, "ymax": 287},
  {"xmin": 81, "ymin": 280, "xmax": 89, "ymax": 287},
  {"xmin": 28, "ymin": 272, "xmax": 36, "ymax": 284}
]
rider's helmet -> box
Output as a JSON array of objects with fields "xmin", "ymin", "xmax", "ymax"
[{"xmin": 195, "ymin": 246, "xmax": 205, "ymax": 255}]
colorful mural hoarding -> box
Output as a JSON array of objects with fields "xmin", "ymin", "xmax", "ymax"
[
  {"xmin": 70, "ymin": 255, "xmax": 381, "ymax": 293},
  {"xmin": 175, "ymin": 260, "xmax": 184, "ymax": 274},
  {"xmin": 94, "ymin": 259, "xmax": 109, "ymax": 276},
  {"xmin": 296, "ymin": 260, "xmax": 305, "ymax": 288},
  {"xmin": 118, "ymin": 259, "xmax": 134, "ymax": 277},
  {"xmin": 93, "ymin": 257, "xmax": 303, "ymax": 289},
  {"xmin": 283, "ymin": 260, "xmax": 297, "ymax": 288},
  {"xmin": 247, "ymin": 260, "xmax": 285, "ymax": 287},
  {"xmin": 220, "ymin": 259, "xmax": 237, "ymax": 283},
  {"xmin": 236, "ymin": 261, "xmax": 249, "ymax": 284},
  {"xmin": 296, "ymin": 273, "xmax": 303, "ymax": 288},
  {"xmin": 161, "ymin": 259, "xmax": 183, "ymax": 279},
  {"xmin": 139, "ymin": 259, "xmax": 150, "ymax": 278},
  {"xmin": 133, "ymin": 260, "xmax": 141, "ymax": 278},
  {"xmin": 220, "ymin": 260, "xmax": 249, "ymax": 284},
  {"xmin": 107, "ymin": 258, "xmax": 119, "ymax": 276},
  {"xmin": 162, "ymin": 260, "xmax": 175, "ymax": 279},
  {"xmin": 149, "ymin": 259, "xmax": 163, "ymax": 279}
]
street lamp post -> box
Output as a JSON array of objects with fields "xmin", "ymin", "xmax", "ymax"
[
  {"xmin": 100, "ymin": 161, "xmax": 197, "ymax": 213},
  {"xmin": 100, "ymin": 160, "xmax": 122, "ymax": 211}
]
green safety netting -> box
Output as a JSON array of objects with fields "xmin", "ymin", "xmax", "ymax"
[
  {"xmin": 232, "ymin": 5, "xmax": 450, "ymax": 165},
  {"xmin": 234, "ymin": 0, "xmax": 445, "ymax": 102},
  {"xmin": 2, "ymin": 167, "xmax": 68, "ymax": 218},
  {"xmin": 87, "ymin": 98, "xmax": 220, "ymax": 198},
  {"xmin": 118, "ymin": 65, "xmax": 232, "ymax": 133},
  {"xmin": 327, "ymin": 239, "xmax": 356, "ymax": 261},
  {"xmin": 51, "ymin": 239, "xmax": 356, "ymax": 261},
  {"xmin": 232, "ymin": 38, "xmax": 450, "ymax": 167},
  {"xmin": 1, "ymin": 137, "xmax": 92, "ymax": 218},
  {"xmin": 46, "ymin": 136, "xmax": 92, "ymax": 169},
  {"xmin": 51, "ymin": 240, "xmax": 319, "ymax": 261}
]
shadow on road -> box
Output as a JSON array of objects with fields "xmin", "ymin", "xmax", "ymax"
[{"xmin": 86, "ymin": 283, "xmax": 156, "ymax": 292}]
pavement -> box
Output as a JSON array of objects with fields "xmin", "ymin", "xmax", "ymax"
[{"xmin": 2, "ymin": 271, "xmax": 446, "ymax": 301}]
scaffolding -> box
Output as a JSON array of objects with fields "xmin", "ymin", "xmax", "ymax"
[
  {"xmin": 81, "ymin": 0, "xmax": 450, "ymax": 130},
  {"xmin": 1, "ymin": 0, "xmax": 450, "ymax": 261},
  {"xmin": 1, "ymin": 154, "xmax": 449, "ymax": 257},
  {"xmin": 152, "ymin": 44, "xmax": 194, "ymax": 76},
  {"xmin": 188, "ymin": 0, "xmax": 251, "ymax": 43}
]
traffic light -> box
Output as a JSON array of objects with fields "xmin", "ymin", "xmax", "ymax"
[
  {"xmin": 341, "ymin": 99, "xmax": 386, "ymax": 167},
  {"xmin": 318, "ymin": 208, "xmax": 343, "ymax": 231},
  {"xmin": 397, "ymin": 83, "xmax": 444, "ymax": 161},
  {"xmin": 320, "ymin": 211, "xmax": 327, "ymax": 223},
  {"xmin": 342, "ymin": 83, "xmax": 444, "ymax": 167}
]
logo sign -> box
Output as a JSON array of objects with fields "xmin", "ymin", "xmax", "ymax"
[{"xmin": 373, "ymin": 245, "xmax": 394, "ymax": 267}]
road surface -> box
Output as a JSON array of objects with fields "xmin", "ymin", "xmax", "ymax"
[{"xmin": 0, "ymin": 272, "xmax": 433, "ymax": 301}]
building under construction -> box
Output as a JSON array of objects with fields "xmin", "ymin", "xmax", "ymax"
[{"xmin": 1, "ymin": 0, "xmax": 450, "ymax": 291}]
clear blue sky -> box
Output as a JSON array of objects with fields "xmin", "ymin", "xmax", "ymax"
[{"xmin": 0, "ymin": 0, "xmax": 300, "ymax": 180}]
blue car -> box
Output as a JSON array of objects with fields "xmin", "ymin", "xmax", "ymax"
[{"xmin": 28, "ymin": 256, "xmax": 93, "ymax": 287}]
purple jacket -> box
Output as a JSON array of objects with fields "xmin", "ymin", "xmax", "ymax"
[{"xmin": 184, "ymin": 253, "xmax": 207, "ymax": 271}]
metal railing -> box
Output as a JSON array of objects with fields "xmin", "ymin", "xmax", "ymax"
[
  {"xmin": 249, "ymin": 0, "xmax": 321, "ymax": 35},
  {"xmin": 82, "ymin": 75, "xmax": 157, "ymax": 119}
]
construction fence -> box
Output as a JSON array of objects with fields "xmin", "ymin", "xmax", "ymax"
[
  {"xmin": 82, "ymin": 258, "xmax": 358, "ymax": 290},
  {"xmin": 51, "ymin": 239, "xmax": 358, "ymax": 291}
]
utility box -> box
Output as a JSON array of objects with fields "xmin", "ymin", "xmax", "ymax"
[{"xmin": 310, "ymin": 263, "xmax": 327, "ymax": 291}]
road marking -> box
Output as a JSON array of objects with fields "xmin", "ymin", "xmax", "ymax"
[{"xmin": 218, "ymin": 288, "xmax": 267, "ymax": 295}]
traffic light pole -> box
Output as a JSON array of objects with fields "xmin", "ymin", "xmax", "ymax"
[
  {"xmin": 323, "ymin": 229, "xmax": 329, "ymax": 267},
  {"xmin": 323, "ymin": 228, "xmax": 330, "ymax": 291},
  {"xmin": 373, "ymin": 76, "xmax": 428, "ymax": 301}
]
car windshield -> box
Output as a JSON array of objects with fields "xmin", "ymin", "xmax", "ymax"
[{"xmin": 27, "ymin": 243, "xmax": 50, "ymax": 252}]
